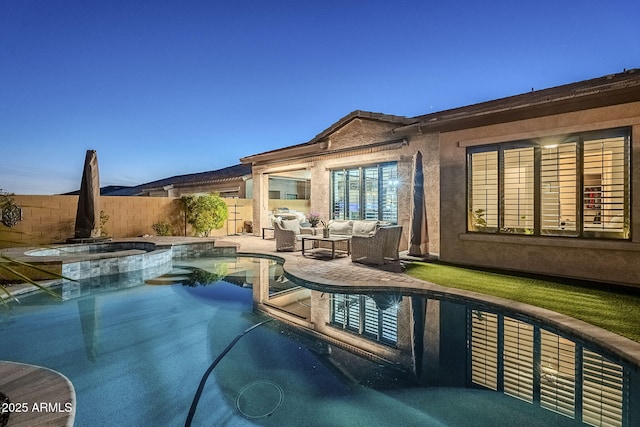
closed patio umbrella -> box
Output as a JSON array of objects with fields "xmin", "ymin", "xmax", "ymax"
[
  {"xmin": 409, "ymin": 151, "xmax": 428, "ymax": 256},
  {"xmin": 74, "ymin": 149, "xmax": 101, "ymax": 239}
]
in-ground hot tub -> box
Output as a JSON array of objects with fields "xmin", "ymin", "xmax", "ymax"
[
  {"xmin": 26, "ymin": 241, "xmax": 158, "ymax": 257},
  {"xmin": 24, "ymin": 241, "xmax": 174, "ymax": 281},
  {"xmin": 2, "ymin": 238, "xmax": 234, "ymax": 297}
]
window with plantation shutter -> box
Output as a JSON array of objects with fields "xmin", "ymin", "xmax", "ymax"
[
  {"xmin": 540, "ymin": 330, "xmax": 576, "ymax": 418},
  {"xmin": 332, "ymin": 170, "xmax": 346, "ymax": 219},
  {"xmin": 380, "ymin": 163, "xmax": 399, "ymax": 223},
  {"xmin": 363, "ymin": 168, "xmax": 379, "ymax": 220},
  {"xmin": 541, "ymin": 143, "xmax": 578, "ymax": 236},
  {"xmin": 467, "ymin": 128, "xmax": 629, "ymax": 239},
  {"xmin": 381, "ymin": 305, "xmax": 398, "ymax": 343},
  {"xmin": 330, "ymin": 294, "xmax": 398, "ymax": 346},
  {"xmin": 468, "ymin": 311, "xmax": 628, "ymax": 424},
  {"xmin": 583, "ymin": 136, "xmax": 628, "ymax": 238},
  {"xmin": 347, "ymin": 294, "xmax": 361, "ymax": 331},
  {"xmin": 347, "ymin": 169, "xmax": 361, "ymax": 220},
  {"xmin": 331, "ymin": 294, "xmax": 347, "ymax": 327},
  {"xmin": 331, "ymin": 163, "xmax": 398, "ymax": 222},
  {"xmin": 363, "ymin": 297, "xmax": 380, "ymax": 338},
  {"xmin": 582, "ymin": 350, "xmax": 624, "ymax": 427},
  {"xmin": 502, "ymin": 148, "xmax": 534, "ymax": 234},
  {"xmin": 470, "ymin": 311, "xmax": 499, "ymax": 390},
  {"xmin": 503, "ymin": 317, "xmax": 534, "ymax": 402},
  {"xmin": 469, "ymin": 151, "xmax": 499, "ymax": 232}
]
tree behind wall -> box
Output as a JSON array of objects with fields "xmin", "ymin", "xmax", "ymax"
[{"xmin": 182, "ymin": 193, "xmax": 229, "ymax": 237}]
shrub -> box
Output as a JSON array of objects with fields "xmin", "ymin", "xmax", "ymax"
[
  {"xmin": 182, "ymin": 193, "xmax": 229, "ymax": 237},
  {"xmin": 152, "ymin": 220, "xmax": 172, "ymax": 236}
]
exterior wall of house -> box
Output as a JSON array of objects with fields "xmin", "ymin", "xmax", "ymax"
[
  {"xmin": 250, "ymin": 118, "xmax": 441, "ymax": 255},
  {"xmin": 438, "ymin": 101, "xmax": 640, "ymax": 286},
  {"xmin": 0, "ymin": 195, "xmax": 253, "ymax": 247}
]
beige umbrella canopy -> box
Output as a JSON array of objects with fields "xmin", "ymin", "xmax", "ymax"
[{"xmin": 74, "ymin": 150, "xmax": 101, "ymax": 239}]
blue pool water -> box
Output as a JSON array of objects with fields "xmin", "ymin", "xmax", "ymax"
[{"xmin": 1, "ymin": 257, "xmax": 636, "ymax": 426}]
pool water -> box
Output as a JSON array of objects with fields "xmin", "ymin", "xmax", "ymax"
[{"xmin": 0, "ymin": 257, "xmax": 632, "ymax": 426}]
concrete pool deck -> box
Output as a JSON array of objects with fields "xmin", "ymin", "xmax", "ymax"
[{"xmin": 2, "ymin": 234, "xmax": 640, "ymax": 426}]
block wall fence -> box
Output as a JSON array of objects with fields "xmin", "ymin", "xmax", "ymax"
[{"xmin": 0, "ymin": 195, "xmax": 258, "ymax": 248}]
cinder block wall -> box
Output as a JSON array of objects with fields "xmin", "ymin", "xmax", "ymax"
[
  {"xmin": 1, "ymin": 195, "xmax": 78, "ymax": 247},
  {"xmin": 0, "ymin": 195, "xmax": 254, "ymax": 248}
]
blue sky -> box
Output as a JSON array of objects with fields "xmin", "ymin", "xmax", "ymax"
[{"xmin": 1, "ymin": 0, "xmax": 638, "ymax": 195}]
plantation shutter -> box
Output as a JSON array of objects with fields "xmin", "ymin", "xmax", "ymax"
[
  {"xmin": 381, "ymin": 306, "xmax": 398, "ymax": 344},
  {"xmin": 503, "ymin": 317, "xmax": 534, "ymax": 402},
  {"xmin": 540, "ymin": 329, "xmax": 576, "ymax": 417},
  {"xmin": 363, "ymin": 297, "xmax": 380, "ymax": 339},
  {"xmin": 346, "ymin": 295, "xmax": 360, "ymax": 332},
  {"xmin": 380, "ymin": 163, "xmax": 398, "ymax": 223},
  {"xmin": 471, "ymin": 311, "xmax": 499, "ymax": 390},
  {"xmin": 332, "ymin": 294, "xmax": 347, "ymax": 327},
  {"xmin": 469, "ymin": 151, "xmax": 499, "ymax": 232},
  {"xmin": 502, "ymin": 147, "xmax": 534, "ymax": 233},
  {"xmin": 582, "ymin": 349, "xmax": 624, "ymax": 427},
  {"xmin": 582, "ymin": 136, "xmax": 628, "ymax": 237},
  {"xmin": 541, "ymin": 143, "xmax": 578, "ymax": 235}
]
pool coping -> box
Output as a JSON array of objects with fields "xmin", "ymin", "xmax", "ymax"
[{"xmin": 0, "ymin": 361, "xmax": 75, "ymax": 427}]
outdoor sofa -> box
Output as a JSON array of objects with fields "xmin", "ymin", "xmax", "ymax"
[
  {"xmin": 326, "ymin": 220, "xmax": 402, "ymax": 265},
  {"xmin": 275, "ymin": 218, "xmax": 403, "ymax": 265},
  {"xmin": 350, "ymin": 225, "xmax": 403, "ymax": 265}
]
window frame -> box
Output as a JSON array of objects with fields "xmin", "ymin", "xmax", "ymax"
[
  {"xmin": 330, "ymin": 162, "xmax": 398, "ymax": 223},
  {"xmin": 467, "ymin": 128, "xmax": 630, "ymax": 240}
]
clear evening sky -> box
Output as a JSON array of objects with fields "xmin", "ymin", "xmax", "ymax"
[{"xmin": 1, "ymin": 0, "xmax": 638, "ymax": 195}]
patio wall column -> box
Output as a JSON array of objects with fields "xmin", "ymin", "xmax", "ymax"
[
  {"xmin": 310, "ymin": 160, "xmax": 329, "ymax": 219},
  {"xmin": 252, "ymin": 170, "xmax": 270, "ymax": 236}
]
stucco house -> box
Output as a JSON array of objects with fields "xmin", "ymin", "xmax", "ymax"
[{"xmin": 241, "ymin": 69, "xmax": 640, "ymax": 287}]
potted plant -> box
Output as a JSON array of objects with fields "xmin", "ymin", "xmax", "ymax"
[
  {"xmin": 307, "ymin": 212, "xmax": 320, "ymax": 228},
  {"xmin": 320, "ymin": 220, "xmax": 330, "ymax": 238},
  {"xmin": 471, "ymin": 208, "xmax": 487, "ymax": 231}
]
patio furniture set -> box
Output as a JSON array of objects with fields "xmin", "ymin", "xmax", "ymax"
[{"xmin": 273, "ymin": 218, "xmax": 402, "ymax": 264}]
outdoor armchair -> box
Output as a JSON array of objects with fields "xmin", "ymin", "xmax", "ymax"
[
  {"xmin": 351, "ymin": 225, "xmax": 403, "ymax": 265},
  {"xmin": 274, "ymin": 219, "xmax": 313, "ymax": 251}
]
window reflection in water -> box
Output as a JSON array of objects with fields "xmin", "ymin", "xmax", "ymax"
[{"xmin": 470, "ymin": 310, "xmax": 625, "ymax": 427}]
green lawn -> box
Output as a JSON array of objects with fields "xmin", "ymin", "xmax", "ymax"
[{"xmin": 404, "ymin": 261, "xmax": 640, "ymax": 343}]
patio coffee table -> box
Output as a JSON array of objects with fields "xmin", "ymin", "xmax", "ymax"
[{"xmin": 301, "ymin": 235, "xmax": 351, "ymax": 259}]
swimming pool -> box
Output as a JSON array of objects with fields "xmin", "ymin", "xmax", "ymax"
[{"xmin": 1, "ymin": 256, "xmax": 637, "ymax": 426}]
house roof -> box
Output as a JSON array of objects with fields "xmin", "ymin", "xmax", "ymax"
[
  {"xmin": 394, "ymin": 68, "xmax": 640, "ymax": 134},
  {"xmin": 240, "ymin": 110, "xmax": 412, "ymax": 164},
  {"xmin": 101, "ymin": 163, "xmax": 253, "ymax": 196}
]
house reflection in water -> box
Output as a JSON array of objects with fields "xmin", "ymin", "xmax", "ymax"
[{"xmin": 239, "ymin": 257, "xmax": 640, "ymax": 427}]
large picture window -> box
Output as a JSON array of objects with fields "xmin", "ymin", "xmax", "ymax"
[
  {"xmin": 468, "ymin": 128, "xmax": 630, "ymax": 239},
  {"xmin": 331, "ymin": 163, "xmax": 398, "ymax": 223}
]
